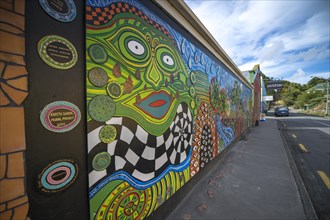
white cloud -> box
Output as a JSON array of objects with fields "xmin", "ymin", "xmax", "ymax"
[
  {"xmin": 285, "ymin": 69, "xmax": 309, "ymax": 84},
  {"xmin": 287, "ymin": 46, "xmax": 330, "ymax": 63},
  {"xmin": 285, "ymin": 69, "xmax": 330, "ymax": 84},
  {"xmin": 259, "ymin": 41, "xmax": 285, "ymax": 63},
  {"xmin": 184, "ymin": 0, "xmax": 330, "ymax": 85}
]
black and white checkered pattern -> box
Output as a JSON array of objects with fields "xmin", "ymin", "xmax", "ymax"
[{"xmin": 88, "ymin": 103, "xmax": 192, "ymax": 184}]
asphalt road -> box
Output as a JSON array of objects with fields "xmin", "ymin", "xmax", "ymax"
[{"xmin": 270, "ymin": 111, "xmax": 330, "ymax": 219}]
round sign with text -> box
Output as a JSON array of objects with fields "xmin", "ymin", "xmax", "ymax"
[
  {"xmin": 38, "ymin": 35, "xmax": 78, "ymax": 70},
  {"xmin": 39, "ymin": 0, "xmax": 76, "ymax": 22},
  {"xmin": 40, "ymin": 101, "xmax": 81, "ymax": 133}
]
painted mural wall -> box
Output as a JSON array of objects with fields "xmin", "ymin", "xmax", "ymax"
[
  {"xmin": 86, "ymin": 0, "xmax": 253, "ymax": 219},
  {"xmin": 0, "ymin": 0, "xmax": 256, "ymax": 219}
]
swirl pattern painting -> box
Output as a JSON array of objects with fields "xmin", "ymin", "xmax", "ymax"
[{"xmin": 86, "ymin": 0, "xmax": 252, "ymax": 219}]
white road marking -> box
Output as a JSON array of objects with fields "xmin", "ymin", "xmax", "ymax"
[{"xmin": 314, "ymin": 120, "xmax": 330, "ymax": 127}]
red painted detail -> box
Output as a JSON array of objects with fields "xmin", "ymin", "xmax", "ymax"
[{"xmin": 149, "ymin": 99, "xmax": 167, "ymax": 107}]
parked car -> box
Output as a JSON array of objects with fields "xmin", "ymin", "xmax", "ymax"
[{"xmin": 275, "ymin": 106, "xmax": 289, "ymax": 116}]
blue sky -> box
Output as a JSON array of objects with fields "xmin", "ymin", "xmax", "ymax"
[{"xmin": 184, "ymin": 0, "xmax": 330, "ymax": 84}]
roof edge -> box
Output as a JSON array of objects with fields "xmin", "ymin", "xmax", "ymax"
[{"xmin": 153, "ymin": 0, "xmax": 253, "ymax": 89}]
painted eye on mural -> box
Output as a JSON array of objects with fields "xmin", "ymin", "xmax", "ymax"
[
  {"xmin": 162, "ymin": 54, "xmax": 174, "ymax": 66},
  {"xmin": 117, "ymin": 31, "xmax": 150, "ymax": 65},
  {"xmin": 123, "ymin": 36, "xmax": 148, "ymax": 59},
  {"xmin": 127, "ymin": 40, "xmax": 145, "ymax": 55},
  {"xmin": 156, "ymin": 47, "xmax": 177, "ymax": 72}
]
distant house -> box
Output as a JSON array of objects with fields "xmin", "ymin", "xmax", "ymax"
[
  {"xmin": 313, "ymin": 83, "xmax": 327, "ymax": 92},
  {"xmin": 242, "ymin": 64, "xmax": 266, "ymax": 124},
  {"xmin": 306, "ymin": 83, "xmax": 327, "ymax": 94}
]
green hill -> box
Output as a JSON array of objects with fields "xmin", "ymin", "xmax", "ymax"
[{"xmin": 265, "ymin": 76, "xmax": 329, "ymax": 116}]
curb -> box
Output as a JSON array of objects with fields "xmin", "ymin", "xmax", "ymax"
[{"xmin": 276, "ymin": 120, "xmax": 318, "ymax": 220}]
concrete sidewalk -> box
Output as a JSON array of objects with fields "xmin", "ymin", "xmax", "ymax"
[{"xmin": 166, "ymin": 119, "xmax": 310, "ymax": 220}]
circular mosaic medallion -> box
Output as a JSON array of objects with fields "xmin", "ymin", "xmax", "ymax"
[
  {"xmin": 38, "ymin": 159, "xmax": 78, "ymax": 193},
  {"xmin": 95, "ymin": 182, "xmax": 152, "ymax": 220},
  {"xmin": 88, "ymin": 67, "xmax": 109, "ymax": 87},
  {"xmin": 38, "ymin": 35, "xmax": 78, "ymax": 69},
  {"xmin": 190, "ymin": 72, "xmax": 196, "ymax": 84},
  {"xmin": 106, "ymin": 81, "xmax": 122, "ymax": 99},
  {"xmin": 39, "ymin": 0, "xmax": 76, "ymax": 22},
  {"xmin": 88, "ymin": 44, "xmax": 108, "ymax": 64},
  {"xmin": 189, "ymin": 86, "xmax": 196, "ymax": 97},
  {"xmin": 88, "ymin": 95, "xmax": 116, "ymax": 122},
  {"xmin": 92, "ymin": 152, "xmax": 111, "ymax": 171},
  {"xmin": 99, "ymin": 125, "xmax": 117, "ymax": 143}
]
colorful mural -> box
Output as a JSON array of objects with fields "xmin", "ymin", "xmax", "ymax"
[
  {"xmin": 86, "ymin": 0, "xmax": 252, "ymax": 219},
  {"xmin": 0, "ymin": 1, "xmax": 258, "ymax": 219}
]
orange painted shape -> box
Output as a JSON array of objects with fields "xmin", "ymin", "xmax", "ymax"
[
  {"xmin": 0, "ymin": 9, "xmax": 24, "ymax": 31},
  {"xmin": 0, "ymin": 107, "xmax": 26, "ymax": 152},
  {"xmin": 8, "ymin": 152, "xmax": 24, "ymax": 178},
  {"xmin": 0, "ymin": 31, "xmax": 25, "ymax": 55},
  {"xmin": 12, "ymin": 203, "xmax": 29, "ymax": 220},
  {"xmin": 86, "ymin": 14, "xmax": 92, "ymax": 20},
  {"xmin": 7, "ymin": 196, "xmax": 28, "ymax": 209},
  {"xmin": 0, "ymin": 209, "xmax": 13, "ymax": 220},
  {"xmin": 0, "ymin": 52, "xmax": 25, "ymax": 65},
  {"xmin": 0, "ymin": 23, "xmax": 23, "ymax": 35},
  {"xmin": 0, "ymin": 154, "xmax": 6, "ymax": 179},
  {"xmin": 0, "ymin": 1, "xmax": 13, "ymax": 11},
  {"xmin": 0, "ymin": 82, "xmax": 28, "ymax": 105},
  {"xmin": 7, "ymin": 77, "xmax": 28, "ymax": 91},
  {"xmin": 3, "ymin": 65, "xmax": 27, "ymax": 79},
  {"xmin": 0, "ymin": 203, "xmax": 6, "ymax": 212},
  {"xmin": 0, "ymin": 89, "xmax": 10, "ymax": 106},
  {"xmin": 0, "ymin": 61, "xmax": 4, "ymax": 73},
  {"xmin": 14, "ymin": 0, "xmax": 25, "ymax": 15},
  {"xmin": 0, "ymin": 178, "xmax": 24, "ymax": 203}
]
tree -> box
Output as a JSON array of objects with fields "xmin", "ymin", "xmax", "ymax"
[
  {"xmin": 280, "ymin": 81, "xmax": 303, "ymax": 106},
  {"xmin": 294, "ymin": 89, "xmax": 324, "ymax": 109},
  {"xmin": 307, "ymin": 77, "xmax": 327, "ymax": 88}
]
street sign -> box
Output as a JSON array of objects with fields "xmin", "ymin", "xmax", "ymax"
[
  {"xmin": 266, "ymin": 81, "xmax": 283, "ymax": 90},
  {"xmin": 262, "ymin": 96, "xmax": 273, "ymax": 101}
]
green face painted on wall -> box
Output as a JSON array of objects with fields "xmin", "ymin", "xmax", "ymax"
[
  {"xmin": 87, "ymin": 13, "xmax": 192, "ymax": 135},
  {"xmin": 108, "ymin": 25, "xmax": 180, "ymax": 89}
]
